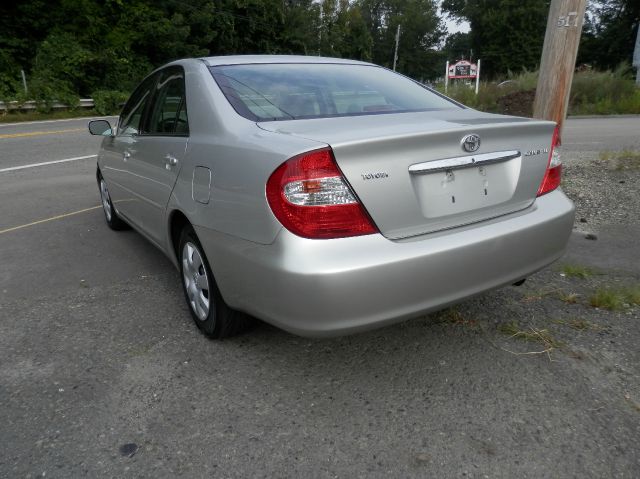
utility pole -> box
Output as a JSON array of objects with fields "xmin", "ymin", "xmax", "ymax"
[
  {"xmin": 532, "ymin": 0, "xmax": 587, "ymax": 137},
  {"xmin": 633, "ymin": 23, "xmax": 640, "ymax": 85},
  {"xmin": 393, "ymin": 24, "xmax": 401, "ymax": 71}
]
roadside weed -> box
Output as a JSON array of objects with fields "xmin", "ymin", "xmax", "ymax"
[
  {"xmin": 553, "ymin": 318, "xmax": 601, "ymax": 331},
  {"xmin": 557, "ymin": 291, "xmax": 580, "ymax": 304},
  {"xmin": 434, "ymin": 308, "xmax": 477, "ymax": 326},
  {"xmin": 497, "ymin": 321, "xmax": 562, "ymax": 348},
  {"xmin": 560, "ymin": 263, "xmax": 595, "ymax": 279},
  {"xmin": 589, "ymin": 285, "xmax": 640, "ymax": 310},
  {"xmin": 622, "ymin": 285, "xmax": 640, "ymax": 305},
  {"xmin": 589, "ymin": 288, "xmax": 626, "ymax": 310},
  {"xmin": 599, "ymin": 149, "xmax": 640, "ymax": 170}
]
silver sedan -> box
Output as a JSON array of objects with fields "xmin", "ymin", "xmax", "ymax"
[{"xmin": 88, "ymin": 55, "xmax": 574, "ymax": 338}]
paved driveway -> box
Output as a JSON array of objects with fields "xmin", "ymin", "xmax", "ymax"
[{"xmin": 1, "ymin": 116, "xmax": 639, "ymax": 478}]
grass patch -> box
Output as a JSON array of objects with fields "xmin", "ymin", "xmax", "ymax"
[
  {"xmin": 560, "ymin": 263, "xmax": 595, "ymax": 279},
  {"xmin": 599, "ymin": 150, "xmax": 640, "ymax": 170},
  {"xmin": 497, "ymin": 321, "xmax": 562, "ymax": 348},
  {"xmin": 557, "ymin": 291, "xmax": 580, "ymax": 304},
  {"xmin": 436, "ymin": 65, "xmax": 640, "ymax": 116},
  {"xmin": 589, "ymin": 285, "xmax": 640, "ymax": 310},
  {"xmin": 434, "ymin": 308, "xmax": 477, "ymax": 326},
  {"xmin": 589, "ymin": 288, "xmax": 627, "ymax": 310},
  {"xmin": 622, "ymin": 285, "xmax": 640, "ymax": 305},
  {"xmin": 553, "ymin": 318, "xmax": 601, "ymax": 331}
]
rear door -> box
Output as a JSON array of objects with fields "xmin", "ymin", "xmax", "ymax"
[{"xmin": 126, "ymin": 66, "xmax": 189, "ymax": 246}]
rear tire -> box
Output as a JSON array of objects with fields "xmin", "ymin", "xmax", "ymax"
[
  {"xmin": 179, "ymin": 225, "xmax": 250, "ymax": 339},
  {"xmin": 98, "ymin": 174, "xmax": 128, "ymax": 231}
]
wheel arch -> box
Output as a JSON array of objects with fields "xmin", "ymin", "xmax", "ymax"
[{"xmin": 168, "ymin": 209, "xmax": 191, "ymax": 264}]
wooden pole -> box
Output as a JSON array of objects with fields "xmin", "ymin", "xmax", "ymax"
[
  {"xmin": 532, "ymin": 0, "xmax": 587, "ymax": 137},
  {"xmin": 445, "ymin": 61, "xmax": 449, "ymax": 93},
  {"xmin": 393, "ymin": 25, "xmax": 401, "ymax": 71}
]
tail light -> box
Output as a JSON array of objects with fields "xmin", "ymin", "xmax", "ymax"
[
  {"xmin": 266, "ymin": 148, "xmax": 378, "ymax": 239},
  {"xmin": 537, "ymin": 125, "xmax": 562, "ymax": 196}
]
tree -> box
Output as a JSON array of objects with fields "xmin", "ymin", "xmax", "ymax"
[
  {"xmin": 359, "ymin": 0, "xmax": 445, "ymax": 79},
  {"xmin": 578, "ymin": 0, "xmax": 640, "ymax": 69},
  {"xmin": 442, "ymin": 0, "xmax": 550, "ymax": 78}
]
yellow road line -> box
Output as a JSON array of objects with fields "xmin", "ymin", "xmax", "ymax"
[
  {"xmin": 0, "ymin": 206, "xmax": 102, "ymax": 235},
  {"xmin": 0, "ymin": 128, "xmax": 85, "ymax": 139}
]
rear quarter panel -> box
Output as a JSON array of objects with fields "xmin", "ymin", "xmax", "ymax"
[{"xmin": 167, "ymin": 60, "xmax": 325, "ymax": 245}]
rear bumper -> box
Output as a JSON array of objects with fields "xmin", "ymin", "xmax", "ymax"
[{"xmin": 196, "ymin": 190, "xmax": 575, "ymax": 337}]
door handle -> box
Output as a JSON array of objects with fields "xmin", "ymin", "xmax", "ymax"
[
  {"xmin": 123, "ymin": 151, "xmax": 131, "ymax": 161},
  {"xmin": 165, "ymin": 154, "xmax": 178, "ymax": 167}
]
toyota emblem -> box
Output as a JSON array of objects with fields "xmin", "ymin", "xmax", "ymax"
[{"xmin": 461, "ymin": 134, "xmax": 481, "ymax": 153}]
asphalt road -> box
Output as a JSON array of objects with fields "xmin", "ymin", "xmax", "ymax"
[{"xmin": 1, "ymin": 116, "xmax": 639, "ymax": 478}]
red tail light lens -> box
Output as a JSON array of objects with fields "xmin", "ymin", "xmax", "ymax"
[
  {"xmin": 266, "ymin": 148, "xmax": 378, "ymax": 239},
  {"xmin": 537, "ymin": 125, "xmax": 562, "ymax": 196}
]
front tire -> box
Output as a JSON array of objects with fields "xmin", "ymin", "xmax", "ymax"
[{"xmin": 179, "ymin": 225, "xmax": 249, "ymax": 339}]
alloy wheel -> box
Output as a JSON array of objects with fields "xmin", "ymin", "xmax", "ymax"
[{"xmin": 182, "ymin": 242, "xmax": 211, "ymax": 321}]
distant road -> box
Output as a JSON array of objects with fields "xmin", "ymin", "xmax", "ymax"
[
  {"xmin": 1, "ymin": 115, "xmax": 638, "ymax": 171},
  {"xmin": 0, "ymin": 116, "xmax": 117, "ymax": 171},
  {"xmin": 562, "ymin": 116, "xmax": 640, "ymax": 154}
]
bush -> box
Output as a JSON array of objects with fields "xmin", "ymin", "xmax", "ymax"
[
  {"xmin": 92, "ymin": 90, "xmax": 129, "ymax": 115},
  {"xmin": 437, "ymin": 64, "xmax": 640, "ymax": 116}
]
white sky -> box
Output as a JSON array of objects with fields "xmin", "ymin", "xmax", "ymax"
[
  {"xmin": 445, "ymin": 17, "xmax": 470, "ymax": 34},
  {"xmin": 439, "ymin": 1, "xmax": 470, "ymax": 35}
]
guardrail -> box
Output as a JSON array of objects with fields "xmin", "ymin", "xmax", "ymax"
[{"xmin": 0, "ymin": 99, "xmax": 95, "ymax": 111}]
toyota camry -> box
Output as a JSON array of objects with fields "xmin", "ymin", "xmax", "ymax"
[{"xmin": 88, "ymin": 55, "xmax": 575, "ymax": 338}]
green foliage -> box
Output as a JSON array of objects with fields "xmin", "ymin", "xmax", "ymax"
[
  {"xmin": 561, "ymin": 264, "xmax": 595, "ymax": 279},
  {"xmin": 92, "ymin": 90, "xmax": 129, "ymax": 115},
  {"xmin": 589, "ymin": 288, "xmax": 627, "ymax": 311},
  {"xmin": 578, "ymin": 0, "xmax": 640, "ymax": 70},
  {"xmin": 442, "ymin": 0, "xmax": 549, "ymax": 78},
  {"xmin": 0, "ymin": 0, "xmax": 443, "ymax": 102},
  {"xmin": 438, "ymin": 67, "xmax": 640, "ymax": 116},
  {"xmin": 569, "ymin": 65, "xmax": 640, "ymax": 115}
]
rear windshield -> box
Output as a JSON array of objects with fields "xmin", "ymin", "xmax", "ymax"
[{"xmin": 209, "ymin": 63, "xmax": 459, "ymax": 121}]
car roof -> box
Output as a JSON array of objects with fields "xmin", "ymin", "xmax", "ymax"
[{"xmin": 200, "ymin": 55, "xmax": 374, "ymax": 67}]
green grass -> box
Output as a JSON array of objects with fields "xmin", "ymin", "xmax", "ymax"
[
  {"xmin": 0, "ymin": 108, "xmax": 102, "ymax": 123},
  {"xmin": 589, "ymin": 285, "xmax": 640, "ymax": 310},
  {"xmin": 599, "ymin": 150, "xmax": 640, "ymax": 170},
  {"xmin": 435, "ymin": 65, "xmax": 640, "ymax": 116},
  {"xmin": 561, "ymin": 263, "xmax": 595, "ymax": 279},
  {"xmin": 590, "ymin": 288, "xmax": 627, "ymax": 310},
  {"xmin": 622, "ymin": 285, "xmax": 640, "ymax": 305}
]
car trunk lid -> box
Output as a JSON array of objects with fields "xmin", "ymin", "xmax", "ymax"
[{"xmin": 259, "ymin": 110, "xmax": 556, "ymax": 239}]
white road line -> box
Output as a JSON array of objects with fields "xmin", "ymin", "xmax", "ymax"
[
  {"xmin": 0, "ymin": 154, "xmax": 97, "ymax": 173},
  {"xmin": 0, "ymin": 116, "xmax": 117, "ymax": 128}
]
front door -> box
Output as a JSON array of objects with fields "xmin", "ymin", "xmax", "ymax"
[{"xmin": 124, "ymin": 66, "xmax": 190, "ymax": 246}]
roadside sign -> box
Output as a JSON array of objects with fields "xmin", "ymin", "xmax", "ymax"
[
  {"xmin": 448, "ymin": 60, "xmax": 478, "ymax": 79},
  {"xmin": 445, "ymin": 59, "xmax": 481, "ymax": 95}
]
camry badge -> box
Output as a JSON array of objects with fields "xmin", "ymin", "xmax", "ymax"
[{"xmin": 461, "ymin": 134, "xmax": 481, "ymax": 153}]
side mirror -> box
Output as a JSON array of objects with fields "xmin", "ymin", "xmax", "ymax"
[{"xmin": 88, "ymin": 119, "xmax": 113, "ymax": 136}]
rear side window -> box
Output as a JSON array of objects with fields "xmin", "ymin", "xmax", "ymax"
[
  {"xmin": 118, "ymin": 74, "xmax": 157, "ymax": 135},
  {"xmin": 147, "ymin": 67, "xmax": 189, "ymax": 136},
  {"xmin": 210, "ymin": 63, "xmax": 458, "ymax": 121}
]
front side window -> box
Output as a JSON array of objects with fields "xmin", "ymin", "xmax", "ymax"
[
  {"xmin": 210, "ymin": 63, "xmax": 459, "ymax": 121},
  {"xmin": 147, "ymin": 67, "xmax": 189, "ymax": 136},
  {"xmin": 118, "ymin": 74, "xmax": 157, "ymax": 135}
]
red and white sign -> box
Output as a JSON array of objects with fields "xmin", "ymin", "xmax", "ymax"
[{"xmin": 447, "ymin": 60, "xmax": 478, "ymax": 79}]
